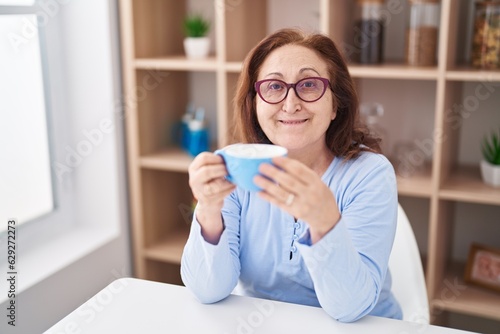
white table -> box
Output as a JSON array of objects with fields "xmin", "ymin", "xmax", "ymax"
[{"xmin": 45, "ymin": 278, "xmax": 476, "ymax": 334}]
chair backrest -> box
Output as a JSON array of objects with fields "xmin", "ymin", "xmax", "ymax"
[{"xmin": 388, "ymin": 204, "xmax": 430, "ymax": 324}]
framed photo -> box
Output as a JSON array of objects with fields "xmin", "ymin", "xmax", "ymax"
[{"xmin": 464, "ymin": 243, "xmax": 500, "ymax": 293}]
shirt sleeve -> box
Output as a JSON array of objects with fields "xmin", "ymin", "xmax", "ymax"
[
  {"xmin": 296, "ymin": 154, "xmax": 398, "ymax": 322},
  {"xmin": 180, "ymin": 191, "xmax": 242, "ymax": 304}
]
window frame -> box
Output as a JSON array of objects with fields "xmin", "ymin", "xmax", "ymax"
[
  {"xmin": 0, "ymin": 2, "xmax": 74, "ymax": 239},
  {"xmin": 0, "ymin": 0, "xmax": 128, "ymax": 301}
]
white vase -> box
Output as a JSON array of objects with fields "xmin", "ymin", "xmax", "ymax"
[
  {"xmin": 183, "ymin": 37, "xmax": 210, "ymax": 59},
  {"xmin": 480, "ymin": 160, "xmax": 500, "ymax": 187}
]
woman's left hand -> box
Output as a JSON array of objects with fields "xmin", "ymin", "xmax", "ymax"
[{"xmin": 254, "ymin": 156, "xmax": 341, "ymax": 243}]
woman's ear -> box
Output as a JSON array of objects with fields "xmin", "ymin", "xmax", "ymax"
[
  {"xmin": 331, "ymin": 111, "xmax": 337, "ymax": 122},
  {"xmin": 331, "ymin": 97, "xmax": 337, "ymax": 121}
]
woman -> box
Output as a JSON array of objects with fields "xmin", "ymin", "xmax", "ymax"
[{"xmin": 181, "ymin": 28, "xmax": 402, "ymax": 322}]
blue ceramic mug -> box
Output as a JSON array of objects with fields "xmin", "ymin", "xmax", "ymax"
[{"xmin": 215, "ymin": 143, "xmax": 288, "ymax": 191}]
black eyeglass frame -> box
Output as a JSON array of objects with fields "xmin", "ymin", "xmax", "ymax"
[{"xmin": 254, "ymin": 77, "xmax": 331, "ymax": 104}]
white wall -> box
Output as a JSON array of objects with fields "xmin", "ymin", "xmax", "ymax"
[{"xmin": 0, "ymin": 1, "xmax": 131, "ymax": 333}]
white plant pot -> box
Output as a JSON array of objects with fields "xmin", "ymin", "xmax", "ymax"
[
  {"xmin": 183, "ymin": 37, "xmax": 210, "ymax": 59},
  {"xmin": 480, "ymin": 160, "xmax": 500, "ymax": 187}
]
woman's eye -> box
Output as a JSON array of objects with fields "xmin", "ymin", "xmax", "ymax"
[
  {"xmin": 268, "ymin": 82, "xmax": 284, "ymax": 90},
  {"xmin": 300, "ymin": 80, "xmax": 316, "ymax": 88}
]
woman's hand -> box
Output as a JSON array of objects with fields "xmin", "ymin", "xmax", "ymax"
[
  {"xmin": 188, "ymin": 152, "xmax": 235, "ymax": 243},
  {"xmin": 254, "ymin": 156, "xmax": 340, "ymax": 243}
]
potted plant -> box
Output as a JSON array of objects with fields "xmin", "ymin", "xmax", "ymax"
[
  {"xmin": 480, "ymin": 128, "xmax": 500, "ymax": 187},
  {"xmin": 183, "ymin": 14, "xmax": 211, "ymax": 59}
]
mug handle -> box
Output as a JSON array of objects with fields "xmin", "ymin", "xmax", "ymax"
[{"xmin": 214, "ymin": 149, "xmax": 234, "ymax": 183}]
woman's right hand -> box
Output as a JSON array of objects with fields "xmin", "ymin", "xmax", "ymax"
[{"xmin": 188, "ymin": 152, "xmax": 235, "ymax": 243}]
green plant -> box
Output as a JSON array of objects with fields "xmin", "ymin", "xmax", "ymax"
[
  {"xmin": 481, "ymin": 128, "xmax": 500, "ymax": 165},
  {"xmin": 183, "ymin": 14, "xmax": 210, "ymax": 38}
]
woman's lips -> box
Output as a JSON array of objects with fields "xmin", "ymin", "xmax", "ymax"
[{"xmin": 279, "ymin": 119, "xmax": 308, "ymax": 125}]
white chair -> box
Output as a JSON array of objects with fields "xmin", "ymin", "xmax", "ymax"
[{"xmin": 388, "ymin": 204, "xmax": 430, "ymax": 324}]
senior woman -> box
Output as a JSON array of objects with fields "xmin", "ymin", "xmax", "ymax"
[{"xmin": 181, "ymin": 28, "xmax": 402, "ymax": 322}]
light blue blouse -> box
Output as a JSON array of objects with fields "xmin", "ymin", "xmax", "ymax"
[{"xmin": 181, "ymin": 151, "xmax": 403, "ymax": 322}]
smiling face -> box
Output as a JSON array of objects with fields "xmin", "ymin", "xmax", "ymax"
[{"xmin": 255, "ymin": 44, "xmax": 336, "ymax": 155}]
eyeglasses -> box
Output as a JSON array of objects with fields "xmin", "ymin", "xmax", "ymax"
[{"xmin": 254, "ymin": 77, "xmax": 331, "ymax": 104}]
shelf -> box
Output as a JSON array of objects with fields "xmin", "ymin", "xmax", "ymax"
[
  {"xmin": 446, "ymin": 67, "xmax": 500, "ymax": 82},
  {"xmin": 397, "ymin": 175, "xmax": 433, "ymax": 198},
  {"xmin": 140, "ymin": 148, "xmax": 193, "ymax": 172},
  {"xmin": 394, "ymin": 162, "xmax": 433, "ymax": 198},
  {"xmin": 225, "ymin": 61, "xmax": 243, "ymax": 73},
  {"xmin": 348, "ymin": 64, "xmax": 439, "ymax": 80},
  {"xmin": 144, "ymin": 226, "xmax": 190, "ymax": 264},
  {"xmin": 135, "ymin": 56, "xmax": 218, "ymax": 72},
  {"xmin": 431, "ymin": 264, "xmax": 500, "ymax": 321},
  {"xmin": 439, "ymin": 166, "xmax": 500, "ymax": 205}
]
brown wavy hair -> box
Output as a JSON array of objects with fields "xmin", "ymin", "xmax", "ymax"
[{"xmin": 232, "ymin": 28, "xmax": 381, "ymax": 160}]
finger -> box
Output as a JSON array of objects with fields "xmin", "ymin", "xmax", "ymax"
[
  {"xmin": 271, "ymin": 156, "xmax": 314, "ymax": 184},
  {"xmin": 196, "ymin": 179, "xmax": 235, "ymax": 204},
  {"xmin": 257, "ymin": 190, "xmax": 293, "ymax": 212},
  {"xmin": 258, "ymin": 162, "xmax": 306, "ymax": 193},
  {"xmin": 202, "ymin": 177, "xmax": 234, "ymax": 197},
  {"xmin": 193, "ymin": 164, "xmax": 230, "ymax": 185},
  {"xmin": 189, "ymin": 152, "xmax": 225, "ymax": 172},
  {"xmin": 254, "ymin": 174, "xmax": 293, "ymax": 204},
  {"xmin": 219, "ymin": 182, "xmax": 236, "ymax": 197}
]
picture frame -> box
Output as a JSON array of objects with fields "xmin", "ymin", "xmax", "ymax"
[{"xmin": 464, "ymin": 243, "xmax": 500, "ymax": 293}]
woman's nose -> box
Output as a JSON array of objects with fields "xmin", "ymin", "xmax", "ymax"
[{"xmin": 282, "ymin": 88, "xmax": 301, "ymax": 113}]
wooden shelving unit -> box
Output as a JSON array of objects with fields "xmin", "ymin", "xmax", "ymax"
[
  {"xmin": 119, "ymin": 0, "xmax": 500, "ymax": 331},
  {"xmin": 144, "ymin": 227, "xmax": 191, "ymax": 263},
  {"xmin": 140, "ymin": 148, "xmax": 192, "ymax": 172},
  {"xmin": 432, "ymin": 264, "xmax": 500, "ymax": 321},
  {"xmin": 396, "ymin": 164, "xmax": 434, "ymax": 198},
  {"xmin": 135, "ymin": 57, "xmax": 219, "ymax": 71},
  {"xmin": 439, "ymin": 166, "xmax": 500, "ymax": 206},
  {"xmin": 348, "ymin": 64, "xmax": 440, "ymax": 80}
]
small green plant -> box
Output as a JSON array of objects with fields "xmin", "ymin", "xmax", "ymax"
[
  {"xmin": 482, "ymin": 128, "xmax": 500, "ymax": 165},
  {"xmin": 183, "ymin": 14, "xmax": 210, "ymax": 38}
]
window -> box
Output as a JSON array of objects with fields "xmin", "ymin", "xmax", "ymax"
[
  {"xmin": 0, "ymin": 2, "xmax": 55, "ymax": 232},
  {"xmin": 0, "ymin": 0, "xmax": 128, "ymax": 300},
  {"xmin": 0, "ymin": 0, "xmax": 35, "ymax": 5}
]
